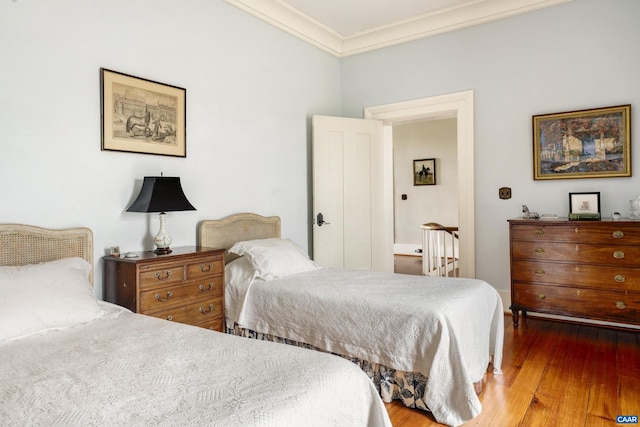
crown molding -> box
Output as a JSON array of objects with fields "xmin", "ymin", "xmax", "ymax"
[
  {"xmin": 225, "ymin": 0, "xmax": 572, "ymax": 58},
  {"xmin": 224, "ymin": 0, "xmax": 343, "ymax": 56}
]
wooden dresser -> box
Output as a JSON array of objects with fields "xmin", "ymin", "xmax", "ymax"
[
  {"xmin": 104, "ymin": 246, "xmax": 225, "ymax": 331},
  {"xmin": 508, "ymin": 218, "xmax": 640, "ymax": 329}
]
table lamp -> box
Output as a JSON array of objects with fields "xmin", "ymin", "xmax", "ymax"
[{"xmin": 127, "ymin": 176, "xmax": 196, "ymax": 254}]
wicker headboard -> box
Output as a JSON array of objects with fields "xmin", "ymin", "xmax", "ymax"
[
  {"xmin": 197, "ymin": 213, "xmax": 281, "ymax": 263},
  {"xmin": 0, "ymin": 224, "xmax": 94, "ymax": 286}
]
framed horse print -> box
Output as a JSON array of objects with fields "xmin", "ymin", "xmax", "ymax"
[
  {"xmin": 413, "ymin": 158, "xmax": 436, "ymax": 186},
  {"xmin": 100, "ymin": 68, "xmax": 186, "ymax": 157}
]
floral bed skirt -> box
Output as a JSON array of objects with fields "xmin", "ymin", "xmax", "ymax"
[{"xmin": 227, "ymin": 323, "xmax": 431, "ymax": 412}]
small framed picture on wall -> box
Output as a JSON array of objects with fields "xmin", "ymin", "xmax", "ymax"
[{"xmin": 413, "ymin": 158, "xmax": 436, "ymax": 186}]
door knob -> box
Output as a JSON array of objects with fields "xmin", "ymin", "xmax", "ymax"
[{"xmin": 316, "ymin": 212, "xmax": 330, "ymax": 226}]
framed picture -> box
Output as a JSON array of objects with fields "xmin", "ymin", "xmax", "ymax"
[
  {"xmin": 101, "ymin": 68, "xmax": 186, "ymax": 157},
  {"xmin": 532, "ymin": 105, "xmax": 631, "ymax": 180},
  {"xmin": 413, "ymin": 158, "xmax": 436, "ymax": 186},
  {"xmin": 569, "ymin": 192, "xmax": 600, "ymax": 214}
]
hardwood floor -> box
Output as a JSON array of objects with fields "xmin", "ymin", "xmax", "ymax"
[
  {"xmin": 388, "ymin": 255, "xmax": 640, "ymax": 426},
  {"xmin": 394, "ymin": 254, "xmax": 423, "ymax": 275}
]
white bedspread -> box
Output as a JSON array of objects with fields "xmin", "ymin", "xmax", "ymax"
[
  {"xmin": 228, "ymin": 268, "xmax": 504, "ymax": 427},
  {"xmin": 0, "ymin": 303, "xmax": 391, "ymax": 427}
]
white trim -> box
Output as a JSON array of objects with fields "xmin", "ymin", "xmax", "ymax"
[
  {"xmin": 364, "ymin": 90, "xmax": 475, "ymax": 278},
  {"xmin": 224, "ymin": 0, "xmax": 342, "ymax": 56},
  {"xmin": 225, "ymin": 0, "xmax": 572, "ymax": 57}
]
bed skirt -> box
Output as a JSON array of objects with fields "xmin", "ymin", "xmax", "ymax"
[{"xmin": 227, "ymin": 323, "xmax": 431, "ymax": 412}]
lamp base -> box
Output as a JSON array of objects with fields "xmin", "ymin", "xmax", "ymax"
[
  {"xmin": 153, "ymin": 212, "xmax": 173, "ymax": 255},
  {"xmin": 154, "ymin": 247, "xmax": 172, "ymax": 255}
]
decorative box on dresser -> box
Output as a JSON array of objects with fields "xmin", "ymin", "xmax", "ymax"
[
  {"xmin": 104, "ymin": 246, "xmax": 225, "ymax": 331},
  {"xmin": 508, "ymin": 218, "xmax": 640, "ymax": 329}
]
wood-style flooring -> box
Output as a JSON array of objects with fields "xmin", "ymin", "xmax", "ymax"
[{"xmin": 389, "ymin": 255, "xmax": 640, "ymax": 427}]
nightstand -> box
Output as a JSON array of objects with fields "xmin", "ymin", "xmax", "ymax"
[{"xmin": 104, "ymin": 246, "xmax": 225, "ymax": 331}]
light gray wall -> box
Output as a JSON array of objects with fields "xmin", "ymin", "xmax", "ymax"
[
  {"xmin": 393, "ymin": 119, "xmax": 457, "ymax": 248},
  {"xmin": 3, "ymin": 0, "xmax": 639, "ymax": 301},
  {"xmin": 341, "ymin": 0, "xmax": 640, "ymax": 295},
  {"xmin": 0, "ymin": 0, "xmax": 341, "ymax": 298}
]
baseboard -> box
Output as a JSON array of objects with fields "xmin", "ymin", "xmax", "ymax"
[
  {"xmin": 394, "ymin": 243, "xmax": 422, "ymax": 256},
  {"xmin": 498, "ymin": 289, "xmax": 511, "ymax": 314}
]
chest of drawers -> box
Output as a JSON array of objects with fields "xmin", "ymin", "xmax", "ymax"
[
  {"xmin": 508, "ymin": 218, "xmax": 640, "ymax": 329},
  {"xmin": 104, "ymin": 246, "xmax": 225, "ymax": 331}
]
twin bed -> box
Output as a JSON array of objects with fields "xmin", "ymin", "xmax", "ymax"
[
  {"xmin": 0, "ymin": 224, "xmax": 391, "ymax": 426},
  {"xmin": 198, "ymin": 213, "xmax": 505, "ymax": 427}
]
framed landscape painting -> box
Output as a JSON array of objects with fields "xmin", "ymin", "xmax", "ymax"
[
  {"xmin": 101, "ymin": 68, "xmax": 186, "ymax": 157},
  {"xmin": 532, "ymin": 105, "xmax": 631, "ymax": 180}
]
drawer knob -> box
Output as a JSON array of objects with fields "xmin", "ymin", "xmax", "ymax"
[
  {"xmin": 613, "ymin": 251, "xmax": 625, "ymax": 259},
  {"xmin": 154, "ymin": 271, "xmax": 172, "ymax": 281},
  {"xmin": 537, "ymin": 293, "xmax": 546, "ymax": 300},
  {"xmin": 614, "ymin": 275, "xmax": 626, "ymax": 283},
  {"xmin": 616, "ymin": 301, "xmax": 626, "ymax": 310},
  {"xmin": 154, "ymin": 291, "xmax": 173, "ymax": 302},
  {"xmin": 612, "ymin": 230, "xmax": 624, "ymax": 239},
  {"xmin": 199, "ymin": 282, "xmax": 214, "ymax": 292},
  {"xmin": 574, "ymin": 228, "xmax": 579, "ymax": 233},
  {"xmin": 199, "ymin": 304, "xmax": 214, "ymax": 314},
  {"xmin": 535, "ymin": 269, "xmax": 545, "ymax": 276},
  {"xmin": 199, "ymin": 263, "xmax": 213, "ymax": 273},
  {"xmin": 166, "ymin": 315, "xmax": 173, "ymax": 321},
  {"xmin": 534, "ymin": 247, "xmax": 545, "ymax": 254},
  {"xmin": 533, "ymin": 229, "xmax": 544, "ymax": 235}
]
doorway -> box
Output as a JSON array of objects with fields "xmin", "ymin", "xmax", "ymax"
[
  {"xmin": 393, "ymin": 118, "xmax": 458, "ymax": 275},
  {"xmin": 364, "ymin": 90, "xmax": 475, "ymax": 278}
]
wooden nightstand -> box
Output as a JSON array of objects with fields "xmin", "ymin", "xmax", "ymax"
[{"xmin": 104, "ymin": 246, "xmax": 225, "ymax": 331}]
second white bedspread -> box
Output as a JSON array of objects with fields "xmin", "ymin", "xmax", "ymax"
[{"xmin": 230, "ymin": 268, "xmax": 504, "ymax": 427}]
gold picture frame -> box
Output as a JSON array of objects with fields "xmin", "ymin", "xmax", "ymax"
[
  {"xmin": 532, "ymin": 105, "xmax": 631, "ymax": 180},
  {"xmin": 100, "ymin": 68, "xmax": 186, "ymax": 157}
]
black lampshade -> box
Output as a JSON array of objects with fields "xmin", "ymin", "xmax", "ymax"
[{"xmin": 127, "ymin": 177, "xmax": 196, "ymax": 213}]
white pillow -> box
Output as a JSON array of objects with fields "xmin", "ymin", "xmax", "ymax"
[
  {"xmin": 228, "ymin": 238, "xmax": 319, "ymax": 280},
  {"xmin": 225, "ymin": 255, "xmax": 257, "ymax": 288},
  {"xmin": 0, "ymin": 257, "xmax": 104, "ymax": 341}
]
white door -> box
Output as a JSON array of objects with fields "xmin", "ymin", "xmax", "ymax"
[{"xmin": 312, "ymin": 115, "xmax": 394, "ymax": 272}]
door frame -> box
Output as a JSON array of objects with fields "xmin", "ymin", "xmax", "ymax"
[{"xmin": 364, "ymin": 90, "xmax": 475, "ymax": 278}]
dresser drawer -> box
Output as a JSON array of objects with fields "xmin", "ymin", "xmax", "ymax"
[
  {"xmin": 511, "ymin": 260, "xmax": 640, "ymax": 292},
  {"xmin": 510, "ymin": 223, "xmax": 640, "ymax": 244},
  {"xmin": 511, "ymin": 241, "xmax": 640, "ymax": 266},
  {"xmin": 146, "ymin": 296, "xmax": 224, "ymax": 325},
  {"xmin": 192, "ymin": 316, "xmax": 225, "ymax": 332},
  {"xmin": 139, "ymin": 264, "xmax": 185, "ymax": 288},
  {"xmin": 186, "ymin": 256, "xmax": 223, "ymax": 279},
  {"xmin": 138, "ymin": 277, "xmax": 224, "ymax": 311},
  {"xmin": 512, "ymin": 283, "xmax": 640, "ymax": 324}
]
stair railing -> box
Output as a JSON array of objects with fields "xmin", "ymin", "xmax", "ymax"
[{"xmin": 421, "ymin": 222, "xmax": 459, "ymax": 277}]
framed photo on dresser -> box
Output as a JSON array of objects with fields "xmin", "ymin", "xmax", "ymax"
[{"xmin": 569, "ymin": 192, "xmax": 600, "ymax": 215}]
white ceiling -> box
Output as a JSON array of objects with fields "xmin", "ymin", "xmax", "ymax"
[{"xmin": 225, "ymin": 0, "xmax": 571, "ymax": 57}]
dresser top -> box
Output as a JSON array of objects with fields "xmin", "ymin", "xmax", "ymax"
[
  {"xmin": 508, "ymin": 217, "xmax": 640, "ymax": 225},
  {"xmin": 104, "ymin": 246, "xmax": 225, "ymax": 263}
]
